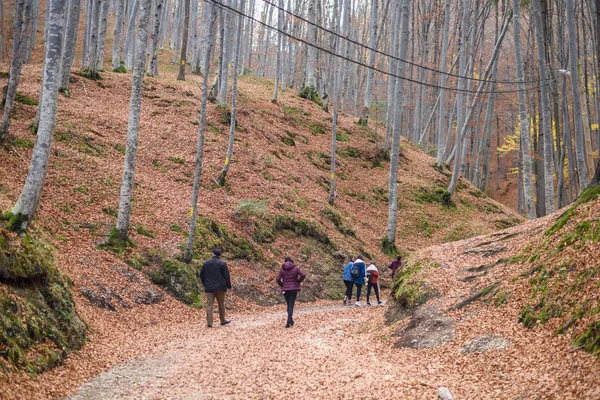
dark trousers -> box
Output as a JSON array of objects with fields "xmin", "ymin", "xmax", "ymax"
[
  {"xmin": 355, "ymin": 283, "xmax": 363, "ymax": 302},
  {"xmin": 367, "ymin": 282, "xmax": 380, "ymax": 303},
  {"xmin": 344, "ymin": 280, "xmax": 354, "ymax": 299},
  {"xmin": 284, "ymin": 290, "xmax": 298, "ymax": 324}
]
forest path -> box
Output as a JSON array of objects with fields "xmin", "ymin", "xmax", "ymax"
[{"xmin": 69, "ymin": 302, "xmax": 454, "ymax": 399}]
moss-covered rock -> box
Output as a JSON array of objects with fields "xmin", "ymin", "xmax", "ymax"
[
  {"xmin": 0, "ymin": 228, "xmax": 86, "ymax": 373},
  {"xmin": 149, "ymin": 259, "xmax": 202, "ymax": 307}
]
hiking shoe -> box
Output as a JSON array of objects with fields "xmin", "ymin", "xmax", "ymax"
[
  {"xmin": 207, "ymin": 325, "xmax": 212, "ymax": 328},
  {"xmin": 378, "ymin": 301, "xmax": 384, "ymax": 305},
  {"xmin": 343, "ymin": 296, "xmax": 347, "ymax": 305},
  {"xmin": 355, "ymin": 302, "xmax": 361, "ymax": 307},
  {"xmin": 221, "ymin": 320, "xmax": 231, "ymax": 326},
  {"xmin": 366, "ymin": 302, "xmax": 371, "ymax": 306}
]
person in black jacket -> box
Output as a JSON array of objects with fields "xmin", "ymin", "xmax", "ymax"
[{"xmin": 199, "ymin": 249, "xmax": 232, "ymax": 327}]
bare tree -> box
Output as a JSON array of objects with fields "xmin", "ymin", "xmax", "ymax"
[
  {"xmin": 147, "ymin": 0, "xmax": 165, "ymax": 76},
  {"xmin": 184, "ymin": 1, "xmax": 217, "ymax": 263},
  {"xmin": 59, "ymin": 0, "xmax": 82, "ymax": 94},
  {"xmin": 532, "ymin": 0, "xmax": 555, "ymax": 213},
  {"xmin": 0, "ymin": 0, "xmax": 32, "ymax": 141},
  {"xmin": 218, "ymin": 0, "xmax": 245, "ymax": 185},
  {"xmin": 115, "ymin": 0, "xmax": 152, "ymax": 242},
  {"xmin": 177, "ymin": 0, "xmax": 191, "ymax": 80},
  {"xmin": 358, "ymin": 0, "xmax": 378, "ymax": 125},
  {"xmin": 6, "ymin": 0, "xmax": 67, "ymax": 232},
  {"xmin": 435, "ymin": 0, "xmax": 450, "ymax": 167},
  {"xmin": 513, "ymin": 0, "xmax": 536, "ymax": 219},
  {"xmin": 383, "ymin": 0, "xmax": 409, "ymax": 252},
  {"xmin": 566, "ymin": 0, "xmax": 589, "ymax": 190},
  {"xmin": 112, "ymin": 0, "xmax": 127, "ymax": 70}
]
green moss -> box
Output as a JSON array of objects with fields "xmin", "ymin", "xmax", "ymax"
[
  {"xmin": 11, "ymin": 137, "xmax": 34, "ymax": 148},
  {"xmin": 0, "ymin": 228, "xmax": 86, "ymax": 373},
  {"xmin": 272, "ymin": 215, "xmax": 331, "ymax": 245},
  {"xmin": 336, "ymin": 132, "xmax": 350, "ymax": 142},
  {"xmin": 0, "ymin": 212, "xmax": 29, "ymax": 233},
  {"xmin": 169, "ymin": 223, "xmax": 183, "ymax": 233},
  {"xmin": 97, "ymin": 227, "xmax": 135, "ymax": 254},
  {"xmin": 78, "ymin": 68, "xmax": 102, "ymax": 80},
  {"xmin": 381, "ymin": 238, "xmax": 399, "ymax": 257},
  {"xmin": 73, "ymin": 186, "xmax": 88, "ymax": 195},
  {"xmin": 135, "ymin": 225, "xmax": 155, "ymax": 238},
  {"xmin": 233, "ymin": 199, "xmax": 267, "ymax": 220},
  {"xmin": 390, "ymin": 261, "xmax": 433, "ymax": 310},
  {"xmin": 189, "ymin": 217, "xmax": 263, "ymax": 261},
  {"xmin": 298, "ymin": 86, "xmax": 323, "ymax": 107},
  {"xmin": 112, "ymin": 61, "xmax": 127, "ymax": 73},
  {"xmin": 15, "ymin": 92, "xmax": 38, "ymax": 106},
  {"xmin": 149, "ymin": 259, "xmax": 203, "ymax": 307},
  {"xmin": 337, "ymin": 147, "xmax": 360, "ymax": 158},
  {"xmin": 414, "ymin": 186, "xmax": 454, "ymax": 207},
  {"xmin": 322, "ymin": 206, "xmax": 355, "ymax": 237},
  {"xmin": 102, "ymin": 207, "xmax": 118, "ymax": 218},
  {"xmin": 574, "ymin": 321, "xmax": 600, "ymax": 356},
  {"xmin": 168, "ymin": 156, "xmax": 185, "ymax": 165},
  {"xmin": 308, "ymin": 123, "xmax": 326, "ymax": 136}
]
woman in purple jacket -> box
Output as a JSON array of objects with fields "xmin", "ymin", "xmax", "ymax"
[{"xmin": 276, "ymin": 257, "xmax": 306, "ymax": 328}]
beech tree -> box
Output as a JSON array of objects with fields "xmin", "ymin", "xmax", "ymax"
[
  {"xmin": 0, "ymin": 0, "xmax": 33, "ymax": 140},
  {"xmin": 218, "ymin": 0, "xmax": 245, "ymax": 185},
  {"xmin": 184, "ymin": 1, "xmax": 217, "ymax": 263},
  {"xmin": 5, "ymin": 0, "xmax": 67, "ymax": 232},
  {"xmin": 383, "ymin": 0, "xmax": 409, "ymax": 252},
  {"xmin": 114, "ymin": 0, "xmax": 152, "ymax": 242}
]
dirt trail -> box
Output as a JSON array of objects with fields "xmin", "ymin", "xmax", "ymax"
[{"xmin": 66, "ymin": 298, "xmax": 599, "ymax": 400}]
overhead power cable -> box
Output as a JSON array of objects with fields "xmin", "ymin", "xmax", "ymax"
[
  {"xmin": 259, "ymin": 0, "xmax": 550, "ymax": 86},
  {"xmin": 205, "ymin": 0, "xmax": 554, "ymax": 95}
]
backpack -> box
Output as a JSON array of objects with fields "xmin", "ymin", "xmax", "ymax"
[{"xmin": 350, "ymin": 263, "xmax": 360, "ymax": 279}]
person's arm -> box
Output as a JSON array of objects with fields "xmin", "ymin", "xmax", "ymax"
[
  {"xmin": 297, "ymin": 268, "xmax": 306, "ymax": 284},
  {"xmin": 276, "ymin": 270, "xmax": 283, "ymax": 287},
  {"xmin": 222, "ymin": 262, "xmax": 232, "ymax": 289},
  {"xmin": 199, "ymin": 264, "xmax": 205, "ymax": 285}
]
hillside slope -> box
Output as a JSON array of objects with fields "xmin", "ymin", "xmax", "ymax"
[
  {"xmin": 0, "ymin": 66, "xmax": 521, "ymax": 395},
  {"xmin": 385, "ymin": 186, "xmax": 600, "ymax": 397}
]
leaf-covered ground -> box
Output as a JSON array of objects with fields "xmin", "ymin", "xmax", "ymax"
[{"xmin": 3, "ymin": 65, "xmax": 598, "ymax": 398}]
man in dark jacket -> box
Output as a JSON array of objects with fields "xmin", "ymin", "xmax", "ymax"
[{"xmin": 199, "ymin": 249, "xmax": 232, "ymax": 327}]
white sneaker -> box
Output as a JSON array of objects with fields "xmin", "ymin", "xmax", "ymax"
[
  {"xmin": 343, "ymin": 296, "xmax": 347, "ymax": 305},
  {"xmin": 355, "ymin": 302, "xmax": 361, "ymax": 307}
]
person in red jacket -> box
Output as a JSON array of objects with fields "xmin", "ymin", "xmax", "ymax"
[
  {"xmin": 276, "ymin": 257, "xmax": 306, "ymax": 328},
  {"xmin": 366, "ymin": 262, "xmax": 382, "ymax": 305}
]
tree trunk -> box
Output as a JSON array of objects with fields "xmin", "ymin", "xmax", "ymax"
[
  {"xmin": 217, "ymin": 0, "xmax": 232, "ymax": 107},
  {"xmin": 329, "ymin": 0, "xmax": 349, "ymax": 205},
  {"xmin": 147, "ymin": 0, "xmax": 164, "ymax": 76},
  {"xmin": 532, "ymin": 0, "xmax": 555, "ymax": 213},
  {"xmin": 435, "ymin": 0, "xmax": 450, "ymax": 167},
  {"xmin": 115, "ymin": 0, "xmax": 151, "ymax": 241},
  {"xmin": 272, "ymin": 0, "xmax": 284, "ymax": 102},
  {"xmin": 81, "ymin": 0, "xmax": 92, "ymax": 67},
  {"xmin": 84, "ymin": 0, "xmax": 102, "ymax": 78},
  {"xmin": 513, "ymin": 0, "xmax": 536, "ymax": 219},
  {"xmin": 124, "ymin": 0, "xmax": 139, "ymax": 69},
  {"xmin": 218, "ymin": 0, "xmax": 244, "ymax": 185},
  {"xmin": 96, "ymin": 0, "xmax": 109, "ymax": 71},
  {"xmin": 112, "ymin": 0, "xmax": 126, "ymax": 70},
  {"xmin": 9, "ymin": 0, "xmax": 67, "ymax": 231},
  {"xmin": 177, "ymin": 0, "xmax": 191, "ymax": 80},
  {"xmin": 59, "ymin": 0, "xmax": 81, "ymax": 93},
  {"xmin": 383, "ymin": 0, "xmax": 399, "ymax": 155},
  {"xmin": 184, "ymin": 1, "xmax": 217, "ymax": 263},
  {"xmin": 447, "ymin": 0, "xmax": 470, "ymax": 195},
  {"xmin": 304, "ymin": 0, "xmax": 317, "ymax": 95},
  {"xmin": 384, "ymin": 0, "xmax": 409, "ymax": 251},
  {"xmin": 0, "ymin": 0, "xmax": 31, "ymax": 140},
  {"xmin": 359, "ymin": 0, "xmax": 378, "ymax": 125},
  {"xmin": 566, "ymin": 0, "xmax": 590, "ymax": 190}
]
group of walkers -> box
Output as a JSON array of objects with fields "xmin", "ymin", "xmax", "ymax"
[{"xmin": 198, "ymin": 248, "xmax": 403, "ymax": 329}]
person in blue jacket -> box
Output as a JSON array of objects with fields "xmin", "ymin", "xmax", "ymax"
[
  {"xmin": 352, "ymin": 256, "xmax": 367, "ymax": 306},
  {"xmin": 342, "ymin": 256, "xmax": 354, "ymax": 305}
]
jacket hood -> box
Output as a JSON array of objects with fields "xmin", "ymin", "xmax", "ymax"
[
  {"xmin": 282, "ymin": 261, "xmax": 296, "ymax": 271},
  {"xmin": 367, "ymin": 264, "xmax": 378, "ymax": 272}
]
